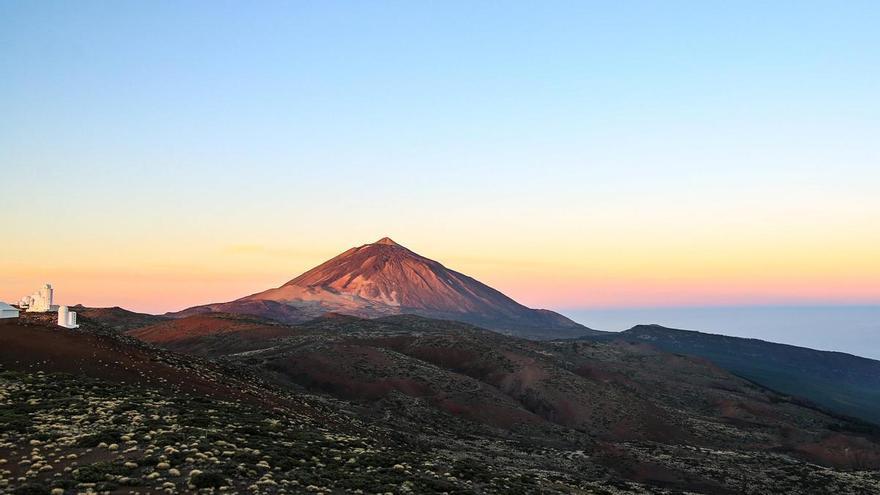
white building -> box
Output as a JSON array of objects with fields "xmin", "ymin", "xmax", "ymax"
[
  {"xmin": 23, "ymin": 284, "xmax": 58, "ymax": 313},
  {"xmin": 0, "ymin": 302, "xmax": 19, "ymax": 319},
  {"xmin": 57, "ymin": 305, "xmax": 79, "ymax": 329}
]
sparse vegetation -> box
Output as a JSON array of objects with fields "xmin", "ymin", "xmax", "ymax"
[{"xmin": 2, "ymin": 311, "xmax": 879, "ymax": 494}]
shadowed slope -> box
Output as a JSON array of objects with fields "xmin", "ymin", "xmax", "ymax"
[
  {"xmin": 165, "ymin": 299, "xmax": 311, "ymax": 324},
  {"xmin": 71, "ymin": 305, "xmax": 169, "ymax": 331},
  {"xmin": 602, "ymin": 324, "xmax": 880, "ymax": 425}
]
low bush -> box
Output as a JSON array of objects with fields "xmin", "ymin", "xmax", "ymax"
[
  {"xmin": 72, "ymin": 462, "xmax": 129, "ymax": 482},
  {"xmin": 12, "ymin": 483, "xmax": 48, "ymax": 495},
  {"xmin": 75, "ymin": 430, "xmax": 119, "ymax": 448},
  {"xmin": 191, "ymin": 471, "xmax": 227, "ymax": 489}
]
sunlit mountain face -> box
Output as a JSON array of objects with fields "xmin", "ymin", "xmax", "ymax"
[{"xmin": 170, "ymin": 238, "xmax": 598, "ymax": 339}]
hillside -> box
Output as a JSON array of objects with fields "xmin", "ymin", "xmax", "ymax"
[
  {"xmin": 0, "ymin": 314, "xmax": 605, "ymax": 494},
  {"xmin": 170, "ymin": 238, "xmax": 598, "ymax": 339},
  {"xmin": 129, "ymin": 313, "xmax": 303, "ymax": 357},
  {"xmin": 592, "ymin": 324, "xmax": 880, "ymax": 425},
  {"xmin": 165, "ymin": 299, "xmax": 310, "ymax": 325},
  {"xmin": 126, "ymin": 312, "xmax": 880, "ymax": 492},
  {"xmin": 71, "ymin": 305, "xmax": 168, "ymax": 332}
]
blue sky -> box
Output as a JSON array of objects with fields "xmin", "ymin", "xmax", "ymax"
[
  {"xmin": 2, "ymin": 1, "xmax": 879, "ymax": 317},
  {"xmin": 4, "ymin": 2, "xmax": 877, "ymax": 185}
]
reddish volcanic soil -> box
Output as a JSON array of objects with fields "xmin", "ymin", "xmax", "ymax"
[
  {"xmin": 131, "ymin": 314, "xmax": 288, "ymax": 343},
  {"xmin": 0, "ymin": 315, "xmax": 259, "ymax": 403},
  {"xmin": 9, "ymin": 305, "xmax": 880, "ymax": 492},
  {"xmin": 264, "ymin": 341, "xmax": 546, "ymax": 430},
  {"xmin": 124, "ymin": 311, "xmax": 880, "ymax": 469},
  {"xmin": 793, "ymin": 434, "xmax": 880, "ymax": 469}
]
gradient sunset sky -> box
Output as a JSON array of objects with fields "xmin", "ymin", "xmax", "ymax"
[{"xmin": 2, "ymin": 1, "xmax": 878, "ymax": 314}]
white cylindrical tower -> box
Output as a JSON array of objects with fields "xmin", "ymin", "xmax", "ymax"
[
  {"xmin": 42, "ymin": 284, "xmax": 54, "ymax": 307},
  {"xmin": 58, "ymin": 305, "xmax": 69, "ymax": 327}
]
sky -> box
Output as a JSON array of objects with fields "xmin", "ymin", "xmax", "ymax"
[{"xmin": 2, "ymin": 2, "xmax": 879, "ymax": 319}]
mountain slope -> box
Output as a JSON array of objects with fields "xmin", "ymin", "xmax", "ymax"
[
  {"xmin": 129, "ymin": 313, "xmax": 303, "ymax": 357},
  {"xmin": 71, "ymin": 304, "xmax": 169, "ymax": 331},
  {"xmin": 595, "ymin": 324, "xmax": 880, "ymax": 425},
  {"xmin": 12, "ymin": 314, "xmax": 880, "ymax": 494},
  {"xmin": 129, "ymin": 312, "xmax": 880, "ymax": 484},
  {"xmin": 171, "ymin": 237, "xmax": 598, "ymax": 339},
  {"xmin": 2, "ymin": 313, "xmax": 569, "ymax": 494},
  {"xmin": 166, "ymin": 299, "xmax": 310, "ymax": 324}
]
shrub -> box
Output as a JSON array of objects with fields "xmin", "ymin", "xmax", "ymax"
[
  {"xmin": 49, "ymin": 479, "xmax": 76, "ymax": 489},
  {"xmin": 190, "ymin": 471, "xmax": 227, "ymax": 489},
  {"xmin": 12, "ymin": 483, "xmax": 49, "ymax": 495},
  {"xmin": 94, "ymin": 482, "xmax": 119, "ymax": 492},
  {"xmin": 72, "ymin": 462, "xmax": 128, "ymax": 482},
  {"xmin": 75, "ymin": 431, "xmax": 119, "ymax": 448},
  {"xmin": 156, "ymin": 431, "xmax": 187, "ymax": 444},
  {"xmin": 0, "ymin": 410, "xmax": 30, "ymax": 433}
]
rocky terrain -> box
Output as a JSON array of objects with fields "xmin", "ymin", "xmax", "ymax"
[
  {"xmin": 579, "ymin": 325, "xmax": 880, "ymax": 425},
  {"xmin": 117, "ymin": 311, "xmax": 880, "ymax": 493},
  {"xmin": 1, "ymin": 314, "xmax": 589, "ymax": 494},
  {"xmin": 3, "ymin": 310, "xmax": 880, "ymax": 493},
  {"xmin": 169, "ymin": 238, "xmax": 597, "ymax": 339}
]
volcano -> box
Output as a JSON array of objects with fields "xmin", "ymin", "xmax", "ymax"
[{"xmin": 171, "ymin": 237, "xmax": 596, "ymax": 338}]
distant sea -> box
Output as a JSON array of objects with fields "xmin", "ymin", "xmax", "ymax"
[{"xmin": 565, "ymin": 305, "xmax": 880, "ymax": 361}]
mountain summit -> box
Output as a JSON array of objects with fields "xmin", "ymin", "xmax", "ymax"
[
  {"xmin": 172, "ymin": 238, "xmax": 596, "ymax": 338},
  {"xmin": 373, "ymin": 236, "xmax": 399, "ymax": 246}
]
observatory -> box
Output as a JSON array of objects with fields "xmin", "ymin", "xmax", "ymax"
[
  {"xmin": 0, "ymin": 302, "xmax": 19, "ymax": 319},
  {"xmin": 22, "ymin": 284, "xmax": 58, "ymax": 313},
  {"xmin": 57, "ymin": 305, "xmax": 79, "ymax": 329}
]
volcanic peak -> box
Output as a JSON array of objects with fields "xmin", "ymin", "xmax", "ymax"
[
  {"xmin": 374, "ymin": 237, "xmax": 400, "ymax": 246},
  {"xmin": 172, "ymin": 237, "xmax": 597, "ymax": 338}
]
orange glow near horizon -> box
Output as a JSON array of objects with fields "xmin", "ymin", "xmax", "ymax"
[
  {"xmin": 2, "ymin": 175, "xmax": 879, "ymax": 315},
  {"xmin": 2, "ymin": 228, "xmax": 879, "ymax": 314},
  {"xmin": 3, "ymin": 268, "xmax": 878, "ymax": 315}
]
